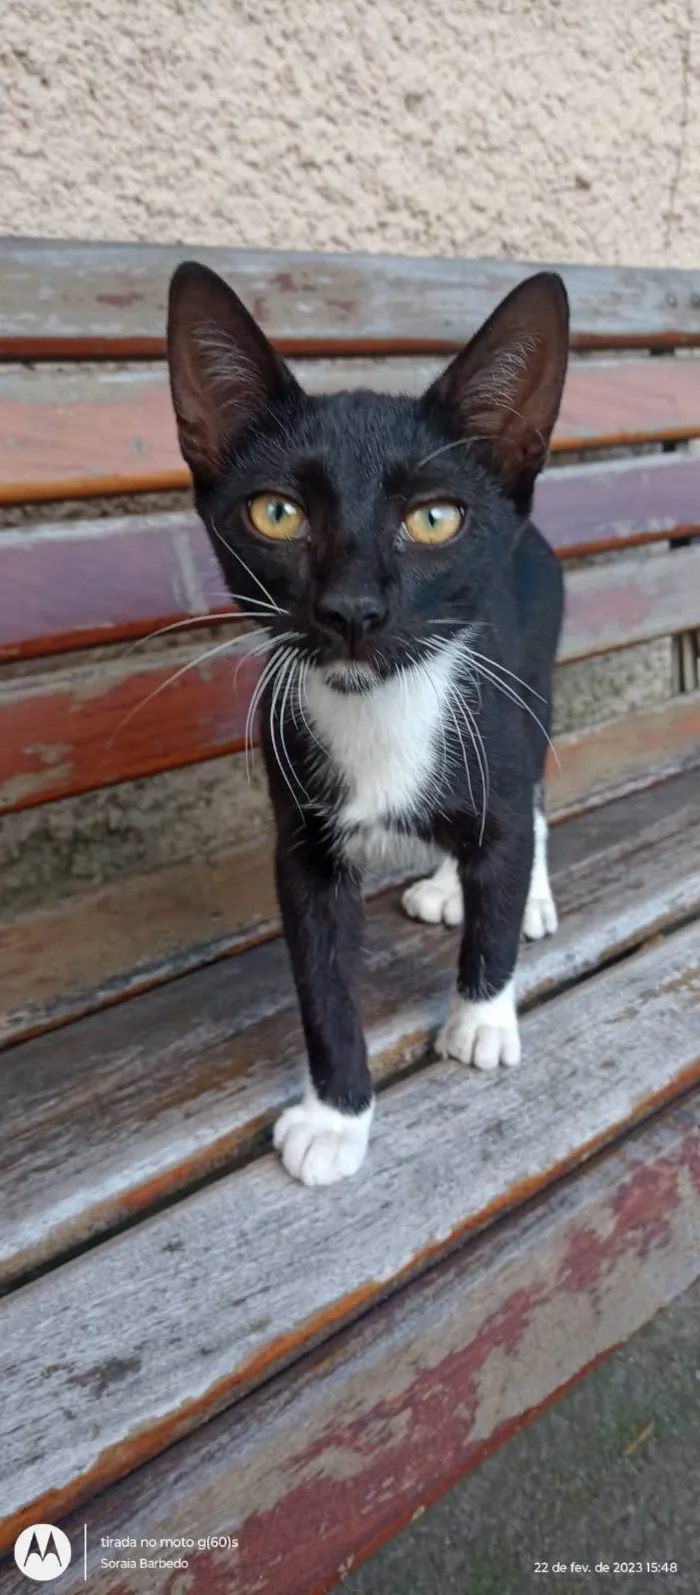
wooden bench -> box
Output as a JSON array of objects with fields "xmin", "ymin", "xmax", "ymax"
[{"xmin": 0, "ymin": 241, "xmax": 699, "ymax": 1595}]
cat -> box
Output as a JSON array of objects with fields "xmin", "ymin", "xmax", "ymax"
[{"xmin": 167, "ymin": 263, "xmax": 568, "ymax": 1186}]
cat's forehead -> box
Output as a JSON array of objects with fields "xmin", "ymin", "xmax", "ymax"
[{"xmin": 291, "ymin": 388, "xmax": 436, "ymax": 474}]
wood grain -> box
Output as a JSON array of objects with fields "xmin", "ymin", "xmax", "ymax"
[
  {"xmin": 1, "ymin": 920, "xmax": 699, "ymax": 1548},
  {"xmin": 2, "ymin": 783, "xmax": 698, "ymax": 1287},
  {"xmin": 550, "ymin": 689, "xmax": 700, "ymax": 816},
  {"xmin": 0, "ymin": 645, "xmax": 259, "ymax": 813},
  {"xmin": 2, "ymin": 766, "xmax": 696, "ymax": 1054},
  {"xmin": 17, "ymin": 1095, "xmax": 699, "ymax": 1595},
  {"xmin": 2, "ymin": 623, "xmax": 698, "ymax": 815},
  {"xmin": 2, "ymin": 239, "xmax": 700, "ymax": 355},
  {"xmin": 561, "ymin": 544, "xmax": 700, "ymax": 661},
  {"xmin": 5, "ymin": 456, "xmax": 700, "ymax": 664},
  {"xmin": 3, "ymin": 357, "xmax": 700, "ymax": 503}
]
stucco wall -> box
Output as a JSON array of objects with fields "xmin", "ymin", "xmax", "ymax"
[{"xmin": 1, "ymin": 0, "xmax": 697, "ymax": 265}]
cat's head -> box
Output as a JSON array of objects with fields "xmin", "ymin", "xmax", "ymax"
[{"xmin": 167, "ymin": 263, "xmax": 568, "ymax": 689}]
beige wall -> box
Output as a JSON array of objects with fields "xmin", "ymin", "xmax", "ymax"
[{"xmin": 1, "ymin": 0, "xmax": 698, "ymax": 266}]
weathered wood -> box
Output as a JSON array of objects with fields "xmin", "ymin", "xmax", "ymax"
[
  {"xmin": 3, "ymin": 357, "xmax": 700, "ymax": 503},
  {"xmin": 12, "ymin": 1094, "xmax": 697, "ymax": 1595},
  {"xmin": 0, "ymin": 511, "xmax": 223, "ymax": 663},
  {"xmin": 0, "ymin": 646, "xmax": 259, "ymax": 814},
  {"xmin": 561, "ymin": 543, "xmax": 700, "ymax": 660},
  {"xmin": 2, "ymin": 625, "xmax": 697, "ymax": 816},
  {"xmin": 2, "ymin": 776, "xmax": 698, "ymax": 1289},
  {"xmin": 2, "ymin": 239, "xmax": 700, "ymax": 356},
  {"xmin": 1, "ymin": 759, "xmax": 697, "ymax": 1055},
  {"xmin": 550, "ymin": 688, "xmax": 700, "ymax": 816},
  {"xmin": 0, "ymin": 920, "xmax": 698, "ymax": 1548},
  {"xmin": 5, "ymin": 459, "xmax": 700, "ymax": 664},
  {"xmin": 0, "ymin": 838, "xmax": 278, "ymax": 1048}
]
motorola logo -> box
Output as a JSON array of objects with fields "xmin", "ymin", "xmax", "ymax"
[{"xmin": 14, "ymin": 1524, "xmax": 72, "ymax": 1582}]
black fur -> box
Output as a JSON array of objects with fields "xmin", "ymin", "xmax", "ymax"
[{"xmin": 167, "ymin": 265, "xmax": 568, "ymax": 1135}]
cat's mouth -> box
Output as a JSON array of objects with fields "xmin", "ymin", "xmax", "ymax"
[{"xmin": 320, "ymin": 660, "xmax": 379, "ymax": 695}]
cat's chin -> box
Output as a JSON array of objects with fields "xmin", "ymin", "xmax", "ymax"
[{"xmin": 318, "ymin": 660, "xmax": 379, "ymax": 695}]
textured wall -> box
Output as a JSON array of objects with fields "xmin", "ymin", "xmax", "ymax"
[{"xmin": 1, "ymin": 0, "xmax": 697, "ymax": 264}]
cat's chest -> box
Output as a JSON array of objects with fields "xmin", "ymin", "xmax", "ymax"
[{"xmin": 304, "ymin": 648, "xmax": 458, "ymax": 833}]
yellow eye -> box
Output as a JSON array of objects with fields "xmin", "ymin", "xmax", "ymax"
[
  {"xmin": 403, "ymin": 502, "xmax": 464, "ymax": 544},
  {"xmin": 247, "ymin": 495, "xmax": 305, "ymax": 540}
]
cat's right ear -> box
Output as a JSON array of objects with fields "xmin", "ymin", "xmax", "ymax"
[{"xmin": 167, "ymin": 262, "xmax": 300, "ymax": 482}]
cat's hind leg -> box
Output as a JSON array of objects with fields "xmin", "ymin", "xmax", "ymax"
[
  {"xmin": 522, "ymin": 785, "xmax": 558, "ymax": 940},
  {"xmin": 401, "ymin": 855, "xmax": 463, "ymax": 927}
]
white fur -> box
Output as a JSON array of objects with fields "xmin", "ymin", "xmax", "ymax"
[
  {"xmin": 402, "ymin": 854, "xmax": 462, "ymax": 925},
  {"xmin": 523, "ymin": 807, "xmax": 558, "ymax": 939},
  {"xmin": 274, "ymin": 1091, "xmax": 374, "ymax": 1185},
  {"xmin": 401, "ymin": 807, "xmax": 558, "ymax": 940},
  {"xmin": 436, "ymin": 978, "xmax": 521, "ymax": 1070},
  {"xmin": 305, "ymin": 640, "xmax": 465, "ymax": 868}
]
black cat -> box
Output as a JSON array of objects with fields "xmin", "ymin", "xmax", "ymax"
[{"xmin": 167, "ymin": 264, "xmax": 568, "ymax": 1185}]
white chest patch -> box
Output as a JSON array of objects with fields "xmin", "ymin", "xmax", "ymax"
[{"xmin": 304, "ymin": 642, "xmax": 462, "ymax": 867}]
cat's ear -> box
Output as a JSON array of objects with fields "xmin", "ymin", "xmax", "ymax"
[
  {"xmin": 424, "ymin": 272, "xmax": 569, "ymax": 505},
  {"xmin": 167, "ymin": 262, "xmax": 301, "ymax": 482}
]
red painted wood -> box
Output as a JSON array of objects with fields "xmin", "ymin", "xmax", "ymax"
[
  {"xmin": 0, "ymin": 649, "xmax": 260, "ymax": 814},
  {"xmin": 6, "ymin": 1095, "xmax": 698, "ymax": 1594},
  {"xmin": 3, "ymin": 455, "xmax": 700, "ymax": 664},
  {"xmin": 2, "ymin": 358, "xmax": 700, "ymax": 504}
]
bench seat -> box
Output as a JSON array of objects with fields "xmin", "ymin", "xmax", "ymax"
[{"xmin": 1, "ymin": 241, "xmax": 699, "ymax": 1593}]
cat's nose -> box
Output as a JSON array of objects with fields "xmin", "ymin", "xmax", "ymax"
[{"xmin": 315, "ymin": 593, "xmax": 388, "ymax": 642}]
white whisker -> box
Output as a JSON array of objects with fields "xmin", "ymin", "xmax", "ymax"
[{"xmin": 210, "ymin": 520, "xmax": 284, "ymax": 613}]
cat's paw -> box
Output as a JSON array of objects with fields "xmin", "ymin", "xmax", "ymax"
[
  {"xmin": 273, "ymin": 1094, "xmax": 374, "ymax": 1186},
  {"xmin": 436, "ymin": 982, "xmax": 521, "ymax": 1071},
  {"xmin": 401, "ymin": 857, "xmax": 463, "ymax": 927},
  {"xmin": 522, "ymin": 888, "xmax": 558, "ymax": 940}
]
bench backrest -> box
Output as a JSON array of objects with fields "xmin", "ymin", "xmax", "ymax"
[{"xmin": 1, "ymin": 241, "xmax": 699, "ymax": 823}]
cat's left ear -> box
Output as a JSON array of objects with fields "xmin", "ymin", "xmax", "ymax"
[
  {"xmin": 424, "ymin": 272, "xmax": 569, "ymax": 508},
  {"xmin": 167, "ymin": 261, "xmax": 301, "ymax": 483}
]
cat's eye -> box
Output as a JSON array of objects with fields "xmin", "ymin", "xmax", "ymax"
[
  {"xmin": 247, "ymin": 495, "xmax": 305, "ymax": 540},
  {"xmin": 403, "ymin": 502, "xmax": 464, "ymax": 545}
]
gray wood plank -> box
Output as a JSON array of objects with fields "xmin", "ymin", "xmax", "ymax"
[
  {"xmin": 1, "ymin": 917, "xmax": 699, "ymax": 1543},
  {"xmin": 2, "ymin": 239, "xmax": 700, "ymax": 352},
  {"xmin": 18, "ymin": 1095, "xmax": 699, "ymax": 1595},
  {"xmin": 2, "ymin": 777, "xmax": 699, "ymax": 1288}
]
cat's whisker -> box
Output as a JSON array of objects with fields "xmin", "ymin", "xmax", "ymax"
[
  {"xmin": 108, "ymin": 633, "xmax": 251, "ymax": 747},
  {"xmin": 465, "ymin": 646, "xmax": 547, "ymax": 702},
  {"xmin": 210, "ymin": 520, "xmax": 285, "ymax": 613},
  {"xmin": 449, "ymin": 682, "xmax": 490, "ymax": 844},
  {"xmin": 413, "ymin": 432, "xmax": 496, "ymax": 472},
  {"xmin": 244, "ymin": 646, "xmax": 288, "ymax": 777},
  {"xmin": 118, "ymin": 615, "xmax": 275, "ymax": 661},
  {"xmin": 267, "ymin": 644, "xmax": 309, "ymax": 816},
  {"xmin": 467, "ymin": 659, "xmax": 561, "ymax": 771},
  {"xmin": 278, "ymin": 652, "xmax": 310, "ymax": 805}
]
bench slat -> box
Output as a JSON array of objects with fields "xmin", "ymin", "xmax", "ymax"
[
  {"xmin": 24, "ymin": 1095, "xmax": 699, "ymax": 1595},
  {"xmin": 562, "ymin": 544, "xmax": 700, "ymax": 661},
  {"xmin": 550, "ymin": 689, "xmax": 700, "ymax": 817},
  {"xmin": 2, "ymin": 240, "xmax": 700, "ymax": 355},
  {"xmin": 1, "ymin": 611, "xmax": 698, "ymax": 813},
  {"xmin": 3, "ymin": 767, "xmax": 695, "ymax": 1052},
  {"xmin": 3, "ymin": 358, "xmax": 700, "ymax": 504},
  {"xmin": 1, "ymin": 918, "xmax": 698, "ymax": 1547},
  {"xmin": 4, "ymin": 456, "xmax": 700, "ymax": 663},
  {"xmin": 2, "ymin": 777, "xmax": 698, "ymax": 1288}
]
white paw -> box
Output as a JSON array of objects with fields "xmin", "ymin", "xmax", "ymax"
[
  {"xmin": 401, "ymin": 857, "xmax": 463, "ymax": 927},
  {"xmin": 273, "ymin": 1093, "xmax": 374, "ymax": 1186},
  {"xmin": 523, "ymin": 890, "xmax": 558, "ymax": 940},
  {"xmin": 436, "ymin": 981, "xmax": 521, "ymax": 1071}
]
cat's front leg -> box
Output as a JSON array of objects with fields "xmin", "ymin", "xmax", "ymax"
[
  {"xmin": 436, "ymin": 827, "xmax": 532, "ymax": 1071},
  {"xmin": 272, "ymin": 834, "xmax": 374, "ymax": 1185}
]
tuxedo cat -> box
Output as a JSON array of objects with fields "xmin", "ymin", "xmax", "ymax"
[{"xmin": 167, "ymin": 264, "xmax": 568, "ymax": 1186}]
